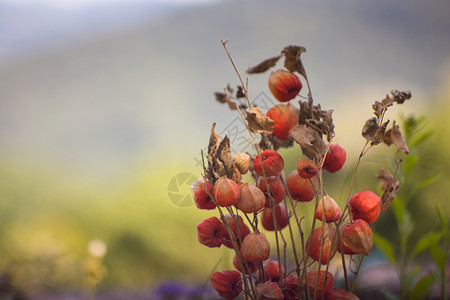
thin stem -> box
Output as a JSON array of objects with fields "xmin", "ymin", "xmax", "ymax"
[
  {"xmin": 336, "ymin": 224, "xmax": 350, "ymax": 291},
  {"xmin": 338, "ymin": 141, "xmax": 370, "ymax": 224},
  {"xmin": 285, "ymin": 198, "xmax": 301, "ymax": 276},
  {"xmin": 221, "ymin": 40, "xmax": 252, "ymax": 108},
  {"xmin": 282, "ymin": 176, "xmax": 310, "ymax": 300},
  {"xmin": 350, "ymin": 255, "xmax": 365, "ymax": 292}
]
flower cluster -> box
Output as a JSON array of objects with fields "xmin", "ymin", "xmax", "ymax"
[{"xmin": 192, "ymin": 42, "xmax": 410, "ymax": 299}]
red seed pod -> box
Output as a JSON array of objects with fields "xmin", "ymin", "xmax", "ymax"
[
  {"xmin": 256, "ymin": 176, "xmax": 286, "ymax": 208},
  {"xmin": 232, "ymin": 254, "xmax": 259, "ymax": 275},
  {"xmin": 349, "ymin": 190, "xmax": 381, "ymax": 224},
  {"xmin": 284, "ymin": 274, "xmax": 301, "ymax": 300},
  {"xmin": 210, "ymin": 270, "xmax": 242, "ymax": 299},
  {"xmin": 306, "ymin": 224, "xmax": 338, "ymax": 265},
  {"xmin": 258, "ymin": 259, "xmax": 285, "ymax": 283},
  {"xmin": 337, "ymin": 222, "xmax": 357, "ymax": 255},
  {"xmin": 268, "ymin": 69, "xmax": 302, "ymax": 102},
  {"xmin": 305, "ymin": 270, "xmax": 334, "ymax": 300},
  {"xmin": 260, "ymin": 203, "xmax": 289, "ymax": 231},
  {"xmin": 236, "ymin": 183, "xmax": 265, "ymax": 213},
  {"xmin": 266, "ymin": 103, "xmax": 299, "ymax": 140},
  {"xmin": 296, "ymin": 158, "xmax": 318, "ymax": 179},
  {"xmin": 222, "ymin": 214, "xmax": 251, "ymax": 249},
  {"xmin": 191, "ymin": 178, "xmax": 215, "ymax": 210},
  {"xmin": 196, "ymin": 217, "xmax": 227, "ymax": 248},
  {"xmin": 325, "ymin": 289, "xmax": 360, "ymax": 300},
  {"xmin": 256, "ymin": 281, "xmax": 284, "ymax": 300},
  {"xmin": 341, "ymin": 219, "xmax": 373, "ymax": 256},
  {"xmin": 241, "ymin": 230, "xmax": 271, "ymax": 263},
  {"xmin": 323, "ymin": 143, "xmax": 346, "ymax": 173},
  {"xmin": 254, "ymin": 149, "xmax": 285, "ymax": 177},
  {"xmin": 286, "ymin": 170, "xmax": 317, "ymax": 202},
  {"xmin": 315, "ymin": 194, "xmax": 342, "ymax": 223},
  {"xmin": 213, "ymin": 176, "xmax": 241, "ymax": 207}
]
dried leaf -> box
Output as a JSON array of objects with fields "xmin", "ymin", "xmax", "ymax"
[
  {"xmin": 206, "ymin": 123, "xmax": 222, "ymax": 181},
  {"xmin": 391, "ymin": 89, "xmax": 411, "ymax": 104},
  {"xmin": 214, "ymin": 90, "xmax": 239, "ymax": 110},
  {"xmin": 289, "ymin": 124, "xmax": 327, "ymax": 159},
  {"xmin": 214, "ymin": 92, "xmax": 227, "ymax": 104},
  {"xmin": 299, "ymin": 101, "xmax": 334, "ymax": 142},
  {"xmin": 390, "ymin": 121, "xmax": 410, "ymax": 154},
  {"xmin": 298, "ymin": 101, "xmax": 312, "ymax": 125},
  {"xmin": 247, "ymin": 55, "xmax": 282, "ymax": 74},
  {"xmin": 246, "ymin": 106, "xmax": 274, "ymax": 134},
  {"xmin": 232, "ymin": 167, "xmax": 242, "ymax": 182},
  {"xmin": 372, "ymin": 94, "xmax": 394, "ymax": 119},
  {"xmin": 299, "ymin": 100, "xmax": 321, "ymax": 124},
  {"xmin": 371, "ymin": 120, "xmax": 390, "ymax": 146},
  {"xmin": 306, "ymin": 119, "xmax": 329, "ymax": 137},
  {"xmin": 206, "ymin": 123, "xmax": 237, "ymax": 182},
  {"xmin": 377, "ymin": 169, "xmax": 400, "ymax": 213},
  {"xmin": 236, "ymin": 85, "xmax": 246, "ymax": 98},
  {"xmin": 207, "ymin": 123, "xmax": 221, "ymax": 162},
  {"xmin": 377, "ymin": 168, "xmax": 394, "ymax": 191},
  {"xmin": 383, "ymin": 128, "xmax": 393, "ymax": 145},
  {"xmin": 282, "ymin": 45, "xmax": 307, "ymax": 78},
  {"xmin": 362, "ymin": 117, "xmax": 378, "ymax": 141},
  {"xmin": 216, "ymin": 136, "xmax": 236, "ymax": 179},
  {"xmin": 226, "ymin": 83, "xmax": 234, "ymax": 94},
  {"xmin": 214, "ymin": 91, "xmax": 238, "ymax": 110},
  {"xmin": 318, "ymin": 109, "xmax": 335, "ymax": 141},
  {"xmin": 226, "ymin": 100, "xmax": 239, "ymax": 111}
]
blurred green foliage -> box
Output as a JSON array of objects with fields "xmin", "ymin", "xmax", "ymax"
[{"xmin": 0, "ymin": 159, "xmax": 225, "ymax": 294}]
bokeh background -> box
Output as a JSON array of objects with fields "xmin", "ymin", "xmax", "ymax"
[{"xmin": 0, "ymin": 0, "xmax": 449, "ymax": 298}]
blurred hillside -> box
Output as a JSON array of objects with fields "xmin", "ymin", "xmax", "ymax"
[
  {"xmin": 0, "ymin": 0, "xmax": 450, "ymax": 296},
  {"xmin": 1, "ymin": 0, "xmax": 449, "ymax": 179}
]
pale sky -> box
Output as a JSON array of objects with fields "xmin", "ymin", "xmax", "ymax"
[{"xmin": 2, "ymin": 0, "xmax": 223, "ymax": 8}]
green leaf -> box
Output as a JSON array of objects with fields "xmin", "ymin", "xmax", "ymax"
[
  {"xmin": 417, "ymin": 173, "xmax": 439, "ymax": 191},
  {"xmin": 410, "ymin": 129, "xmax": 433, "ymax": 148},
  {"xmin": 391, "ymin": 197, "xmax": 405, "ymax": 223},
  {"xmin": 429, "ymin": 239, "xmax": 446, "ymax": 277},
  {"xmin": 403, "ymin": 155, "xmax": 418, "ymax": 175},
  {"xmin": 373, "ymin": 233, "xmax": 397, "ymax": 263},
  {"xmin": 436, "ymin": 204, "xmax": 448, "ymax": 231},
  {"xmin": 410, "ymin": 232, "xmax": 443, "ymax": 258},
  {"xmin": 409, "ymin": 274, "xmax": 436, "ymax": 300},
  {"xmin": 401, "ymin": 209, "xmax": 414, "ymax": 240}
]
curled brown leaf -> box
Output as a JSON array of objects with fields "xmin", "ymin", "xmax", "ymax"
[
  {"xmin": 390, "ymin": 89, "xmax": 411, "ymax": 104},
  {"xmin": 206, "ymin": 123, "xmax": 237, "ymax": 182},
  {"xmin": 247, "ymin": 55, "xmax": 282, "ymax": 74},
  {"xmin": 377, "ymin": 169, "xmax": 400, "ymax": 213},
  {"xmin": 282, "ymin": 45, "xmax": 307, "ymax": 78},
  {"xmin": 289, "ymin": 124, "xmax": 327, "ymax": 159},
  {"xmin": 305, "ymin": 119, "xmax": 329, "ymax": 137},
  {"xmin": 214, "ymin": 92, "xmax": 227, "ymax": 104},
  {"xmin": 371, "ymin": 120, "xmax": 390, "ymax": 146},
  {"xmin": 318, "ymin": 109, "xmax": 335, "ymax": 141},
  {"xmin": 389, "ymin": 121, "xmax": 410, "ymax": 154},
  {"xmin": 213, "ymin": 90, "xmax": 239, "ymax": 110},
  {"xmin": 246, "ymin": 106, "xmax": 274, "ymax": 134},
  {"xmin": 216, "ymin": 136, "xmax": 236, "ymax": 178},
  {"xmin": 372, "ymin": 94, "xmax": 394, "ymax": 119},
  {"xmin": 362, "ymin": 117, "xmax": 378, "ymax": 141},
  {"xmin": 236, "ymin": 85, "xmax": 246, "ymax": 98}
]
